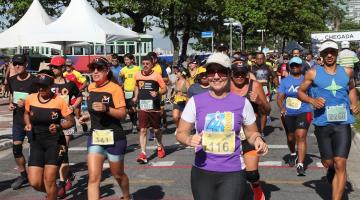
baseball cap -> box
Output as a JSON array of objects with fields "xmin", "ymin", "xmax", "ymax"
[
  {"xmin": 231, "ymin": 63, "xmax": 249, "ymax": 74},
  {"xmin": 35, "ymin": 71, "xmax": 54, "ymax": 87},
  {"xmin": 12, "ymin": 54, "xmax": 27, "ymax": 65},
  {"xmin": 319, "ymin": 40, "xmax": 338, "ymax": 53},
  {"xmin": 65, "ymin": 58, "xmax": 72, "ymax": 66},
  {"xmin": 289, "ymin": 57, "xmax": 302, "ymax": 66},
  {"xmin": 49, "ymin": 56, "xmax": 65, "ymax": 67},
  {"xmin": 204, "ymin": 53, "xmax": 231, "ymax": 69},
  {"xmin": 341, "ymin": 41, "xmax": 350, "ymax": 49}
]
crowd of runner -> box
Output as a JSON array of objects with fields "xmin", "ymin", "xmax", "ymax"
[{"xmin": 3, "ymin": 39, "xmax": 360, "ymax": 200}]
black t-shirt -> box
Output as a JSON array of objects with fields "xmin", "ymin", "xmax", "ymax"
[
  {"xmin": 87, "ymin": 81, "xmax": 126, "ymax": 140},
  {"xmin": 251, "ymin": 64, "xmax": 274, "ymax": 83},
  {"xmin": 8, "ymin": 74, "xmax": 37, "ymax": 124},
  {"xmin": 51, "ymin": 78, "xmax": 82, "ymax": 105}
]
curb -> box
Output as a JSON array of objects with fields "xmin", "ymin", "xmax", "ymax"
[
  {"xmin": 351, "ymin": 126, "xmax": 360, "ymax": 152},
  {"xmin": 0, "ymin": 139, "xmax": 12, "ymax": 151}
]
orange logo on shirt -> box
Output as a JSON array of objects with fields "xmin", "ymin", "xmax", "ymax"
[
  {"xmin": 139, "ymin": 81, "xmax": 145, "ymax": 89},
  {"xmin": 102, "ymin": 96, "xmax": 110, "ymax": 104},
  {"xmin": 51, "ymin": 112, "xmax": 59, "ymax": 120}
]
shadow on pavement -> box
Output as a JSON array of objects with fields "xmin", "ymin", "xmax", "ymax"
[
  {"xmin": 282, "ymin": 153, "xmax": 320, "ymax": 168},
  {"xmin": 133, "ymin": 185, "xmax": 165, "ymax": 200},
  {"xmin": 146, "ymin": 144, "xmax": 186, "ymax": 162},
  {"xmin": 261, "ymin": 181, "xmax": 281, "ymax": 200},
  {"xmin": 0, "ymin": 178, "xmax": 16, "ymax": 192},
  {"xmin": 303, "ymin": 177, "xmax": 354, "ymax": 200}
]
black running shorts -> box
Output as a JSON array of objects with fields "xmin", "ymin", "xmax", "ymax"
[{"xmin": 284, "ymin": 112, "xmax": 312, "ymax": 133}]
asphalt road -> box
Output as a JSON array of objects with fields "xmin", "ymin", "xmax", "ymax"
[{"xmin": 0, "ymin": 99, "xmax": 360, "ymax": 200}]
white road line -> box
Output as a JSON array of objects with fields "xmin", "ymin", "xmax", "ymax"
[
  {"xmin": 149, "ymin": 161, "xmax": 175, "ymax": 166},
  {"xmin": 259, "ymin": 161, "xmax": 282, "ymax": 166},
  {"xmin": 316, "ymin": 162, "xmax": 324, "ymax": 168},
  {"xmin": 267, "ymin": 145, "xmax": 288, "ymax": 149},
  {"xmin": 69, "ymin": 147, "xmax": 87, "ymax": 151}
]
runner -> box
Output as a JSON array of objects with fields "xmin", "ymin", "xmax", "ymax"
[
  {"xmin": 7, "ymin": 54, "xmax": 37, "ymax": 190},
  {"xmin": 49, "ymin": 56, "xmax": 82, "ymax": 198},
  {"xmin": 337, "ymin": 41, "xmax": 359, "ymax": 68},
  {"xmin": 187, "ymin": 71, "xmax": 209, "ymax": 98},
  {"xmin": 171, "ymin": 67, "xmax": 190, "ymax": 128},
  {"xmin": 176, "ymin": 53, "xmax": 268, "ymax": 200},
  {"xmin": 78, "ymin": 57, "xmax": 131, "ymax": 200},
  {"xmin": 120, "ymin": 53, "xmax": 141, "ymax": 134},
  {"xmin": 277, "ymin": 57, "xmax": 312, "ymax": 175},
  {"xmin": 24, "ymin": 70, "xmax": 75, "ymax": 200},
  {"xmin": 187, "ymin": 59, "xmax": 206, "ymax": 86},
  {"xmin": 230, "ymin": 61, "xmax": 270, "ymax": 200},
  {"xmin": 251, "ymin": 52, "xmax": 278, "ymax": 135},
  {"xmin": 110, "ymin": 54, "xmax": 124, "ymax": 85},
  {"xmin": 298, "ymin": 40, "xmax": 359, "ymax": 200},
  {"xmin": 63, "ymin": 59, "xmax": 88, "ymax": 132},
  {"xmin": 132, "ymin": 56, "xmax": 167, "ymax": 164}
]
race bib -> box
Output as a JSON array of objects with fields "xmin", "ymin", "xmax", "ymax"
[
  {"xmin": 13, "ymin": 91, "xmax": 29, "ymax": 103},
  {"xmin": 262, "ymin": 85, "xmax": 269, "ymax": 95},
  {"xmin": 202, "ymin": 131, "xmax": 236, "ymax": 155},
  {"xmin": 63, "ymin": 126, "xmax": 75, "ymax": 135},
  {"xmin": 139, "ymin": 100, "xmax": 153, "ymax": 110},
  {"xmin": 124, "ymin": 91, "xmax": 133, "ymax": 99},
  {"xmin": 92, "ymin": 129, "xmax": 114, "ymax": 145},
  {"xmin": 326, "ymin": 105, "xmax": 347, "ymax": 122},
  {"xmin": 239, "ymin": 127, "xmax": 246, "ymax": 141},
  {"xmin": 286, "ymin": 97, "xmax": 302, "ymax": 110}
]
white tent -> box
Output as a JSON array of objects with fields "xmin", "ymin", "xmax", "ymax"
[
  {"xmin": 0, "ymin": 0, "xmax": 59, "ymax": 49},
  {"xmin": 31, "ymin": 0, "xmax": 139, "ymax": 46}
]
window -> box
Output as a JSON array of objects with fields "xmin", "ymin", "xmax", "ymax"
[
  {"xmin": 106, "ymin": 45, "xmax": 115, "ymax": 54},
  {"xmin": 128, "ymin": 44, "xmax": 135, "ymax": 54},
  {"xmin": 117, "ymin": 44, "xmax": 125, "ymax": 54},
  {"xmin": 85, "ymin": 45, "xmax": 94, "ymax": 55},
  {"xmin": 51, "ymin": 48, "xmax": 61, "ymax": 55},
  {"xmin": 74, "ymin": 47, "xmax": 84, "ymax": 55},
  {"xmin": 95, "ymin": 45, "xmax": 104, "ymax": 55}
]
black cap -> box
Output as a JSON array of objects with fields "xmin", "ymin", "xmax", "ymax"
[
  {"xmin": 12, "ymin": 54, "xmax": 27, "ymax": 64},
  {"xmin": 231, "ymin": 63, "xmax": 249, "ymax": 74},
  {"xmin": 35, "ymin": 73, "xmax": 54, "ymax": 87}
]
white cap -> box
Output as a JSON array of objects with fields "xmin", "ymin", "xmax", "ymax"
[
  {"xmin": 204, "ymin": 53, "xmax": 231, "ymax": 68},
  {"xmin": 319, "ymin": 40, "xmax": 339, "ymax": 53},
  {"xmin": 341, "ymin": 41, "xmax": 350, "ymax": 49}
]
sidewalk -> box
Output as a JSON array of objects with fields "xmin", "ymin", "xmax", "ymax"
[
  {"xmin": 0, "ymin": 105, "xmax": 13, "ymax": 151},
  {"xmin": 348, "ymin": 130, "xmax": 360, "ymax": 189}
]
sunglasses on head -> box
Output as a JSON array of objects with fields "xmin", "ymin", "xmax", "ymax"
[
  {"xmin": 13, "ymin": 62, "xmax": 25, "ymax": 66},
  {"xmin": 206, "ymin": 66, "xmax": 229, "ymax": 78}
]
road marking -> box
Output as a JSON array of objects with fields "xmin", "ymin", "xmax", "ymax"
[
  {"xmin": 149, "ymin": 161, "xmax": 175, "ymax": 166},
  {"xmin": 259, "ymin": 161, "xmax": 282, "ymax": 166},
  {"xmin": 69, "ymin": 147, "xmax": 87, "ymax": 151},
  {"xmin": 267, "ymin": 145, "xmax": 288, "ymax": 149},
  {"xmin": 316, "ymin": 162, "xmax": 324, "ymax": 168},
  {"xmin": 264, "ymin": 179, "xmax": 327, "ymax": 185}
]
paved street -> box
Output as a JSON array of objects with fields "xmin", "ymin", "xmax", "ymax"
[{"xmin": 0, "ymin": 100, "xmax": 360, "ymax": 200}]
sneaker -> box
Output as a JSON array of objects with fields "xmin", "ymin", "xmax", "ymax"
[
  {"xmin": 251, "ymin": 185, "xmax": 265, "ymax": 200},
  {"xmin": 148, "ymin": 130, "xmax": 155, "ymax": 141},
  {"xmin": 136, "ymin": 152, "xmax": 148, "ymax": 164},
  {"xmin": 132, "ymin": 125, "xmax": 137, "ymax": 134},
  {"xmin": 57, "ymin": 181, "xmax": 66, "ymax": 199},
  {"xmin": 288, "ymin": 154, "xmax": 297, "ymax": 167},
  {"xmin": 82, "ymin": 123, "xmax": 88, "ymax": 133},
  {"xmin": 157, "ymin": 146, "xmax": 166, "ymax": 158},
  {"xmin": 11, "ymin": 176, "xmax": 28, "ymax": 190},
  {"xmin": 64, "ymin": 178, "xmax": 73, "ymax": 191},
  {"xmin": 296, "ymin": 163, "xmax": 306, "ymax": 176},
  {"xmin": 326, "ymin": 167, "xmax": 335, "ymax": 184},
  {"xmin": 266, "ymin": 116, "xmax": 271, "ymax": 126}
]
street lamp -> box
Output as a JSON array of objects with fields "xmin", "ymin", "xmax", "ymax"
[
  {"xmin": 256, "ymin": 29, "xmax": 267, "ymax": 49},
  {"xmin": 224, "ymin": 19, "xmax": 241, "ymax": 56}
]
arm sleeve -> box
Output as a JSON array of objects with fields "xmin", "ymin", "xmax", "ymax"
[
  {"xmin": 242, "ymin": 98, "xmax": 256, "ymax": 125},
  {"xmin": 112, "ymin": 85, "xmax": 126, "ymax": 108},
  {"xmin": 181, "ymin": 97, "xmax": 196, "ymax": 123},
  {"xmin": 60, "ymin": 98, "xmax": 73, "ymax": 117}
]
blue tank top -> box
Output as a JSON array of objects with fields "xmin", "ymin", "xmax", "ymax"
[{"xmin": 312, "ymin": 66, "xmax": 354, "ymax": 126}]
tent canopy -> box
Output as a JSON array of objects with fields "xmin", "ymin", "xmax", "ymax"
[
  {"xmin": 0, "ymin": 0, "xmax": 59, "ymax": 49},
  {"xmin": 31, "ymin": 0, "xmax": 139, "ymax": 46},
  {"xmin": 284, "ymin": 41, "xmax": 305, "ymax": 54}
]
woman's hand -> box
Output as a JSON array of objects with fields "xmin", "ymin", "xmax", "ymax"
[
  {"xmin": 16, "ymin": 99, "xmax": 25, "ymax": 108},
  {"xmin": 254, "ymin": 136, "xmax": 268, "ymax": 156},
  {"xmin": 24, "ymin": 123, "xmax": 32, "ymax": 132},
  {"xmin": 78, "ymin": 114, "xmax": 90, "ymax": 124},
  {"xmin": 92, "ymin": 102, "xmax": 107, "ymax": 112},
  {"xmin": 8, "ymin": 103, "xmax": 15, "ymax": 111},
  {"xmin": 187, "ymin": 134, "xmax": 202, "ymax": 147}
]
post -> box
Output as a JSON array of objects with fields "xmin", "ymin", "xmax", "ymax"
[
  {"xmin": 211, "ymin": 34, "xmax": 214, "ymax": 53},
  {"xmin": 240, "ymin": 32, "xmax": 243, "ymax": 51},
  {"xmin": 230, "ymin": 23, "xmax": 233, "ymax": 56}
]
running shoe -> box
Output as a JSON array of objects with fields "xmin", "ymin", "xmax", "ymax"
[
  {"xmin": 296, "ymin": 163, "xmax": 306, "ymax": 176},
  {"xmin": 288, "ymin": 154, "xmax": 297, "ymax": 167},
  {"xmin": 251, "ymin": 185, "xmax": 265, "ymax": 200},
  {"xmin": 136, "ymin": 152, "xmax": 148, "ymax": 164},
  {"xmin": 132, "ymin": 125, "xmax": 137, "ymax": 134},
  {"xmin": 157, "ymin": 146, "xmax": 166, "ymax": 158},
  {"xmin": 11, "ymin": 175, "xmax": 28, "ymax": 190},
  {"xmin": 57, "ymin": 181, "xmax": 66, "ymax": 199},
  {"xmin": 326, "ymin": 167, "xmax": 335, "ymax": 184}
]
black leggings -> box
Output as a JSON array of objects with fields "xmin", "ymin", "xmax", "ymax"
[
  {"xmin": 191, "ymin": 166, "xmax": 246, "ymax": 200},
  {"xmin": 314, "ymin": 124, "xmax": 351, "ymax": 160}
]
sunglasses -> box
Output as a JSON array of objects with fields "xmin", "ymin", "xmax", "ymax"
[
  {"xmin": 232, "ymin": 71, "xmax": 247, "ymax": 78},
  {"xmin": 290, "ymin": 64, "xmax": 301, "ymax": 68},
  {"xmin": 206, "ymin": 66, "xmax": 229, "ymax": 78},
  {"xmin": 13, "ymin": 62, "xmax": 25, "ymax": 66},
  {"xmin": 50, "ymin": 65, "xmax": 63, "ymax": 70},
  {"xmin": 89, "ymin": 65, "xmax": 107, "ymax": 72}
]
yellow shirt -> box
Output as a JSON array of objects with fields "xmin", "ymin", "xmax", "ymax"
[
  {"xmin": 120, "ymin": 65, "xmax": 141, "ymax": 91},
  {"xmin": 153, "ymin": 63, "xmax": 162, "ymax": 75}
]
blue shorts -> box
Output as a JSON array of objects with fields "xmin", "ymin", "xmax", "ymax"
[
  {"xmin": 12, "ymin": 123, "xmax": 31, "ymax": 142},
  {"xmin": 87, "ymin": 137, "xmax": 127, "ymax": 162}
]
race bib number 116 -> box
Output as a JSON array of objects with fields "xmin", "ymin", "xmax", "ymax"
[{"xmin": 202, "ymin": 131, "xmax": 235, "ymax": 155}]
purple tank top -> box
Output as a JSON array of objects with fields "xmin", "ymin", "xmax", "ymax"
[{"xmin": 193, "ymin": 92, "xmax": 246, "ymax": 172}]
